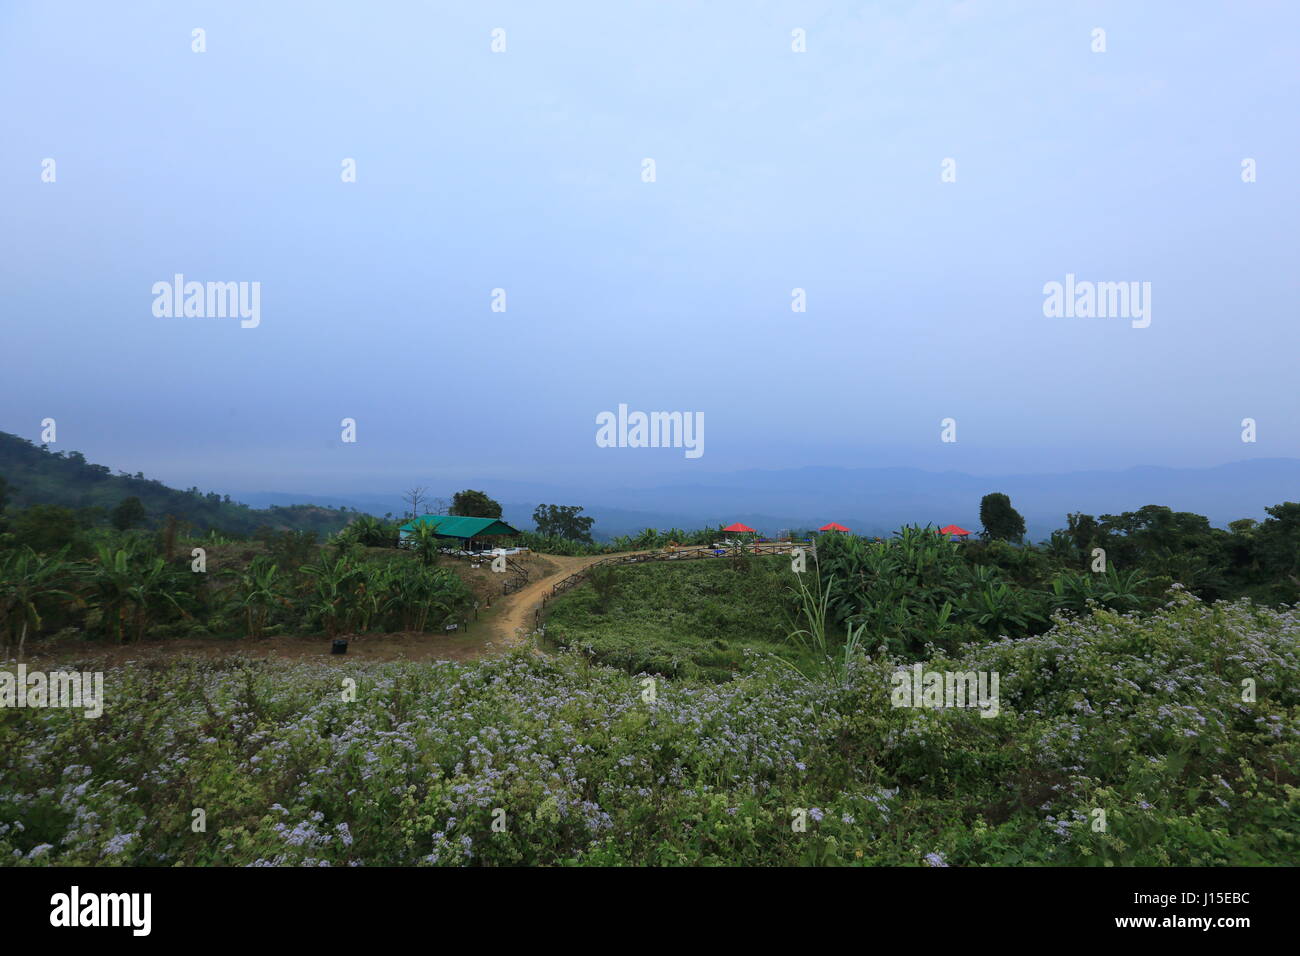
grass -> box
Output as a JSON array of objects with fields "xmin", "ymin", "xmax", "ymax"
[{"xmin": 542, "ymin": 554, "xmax": 832, "ymax": 680}]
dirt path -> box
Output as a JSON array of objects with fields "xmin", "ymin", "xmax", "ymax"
[
  {"xmin": 20, "ymin": 546, "xmax": 789, "ymax": 668},
  {"xmin": 487, "ymin": 551, "xmax": 638, "ymax": 650}
]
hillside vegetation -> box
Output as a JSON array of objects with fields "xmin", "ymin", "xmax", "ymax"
[
  {"xmin": 544, "ymin": 555, "xmax": 802, "ymax": 680},
  {"xmin": 2, "ymin": 593, "xmax": 1295, "ymax": 866},
  {"xmin": 0, "ymin": 431, "xmax": 355, "ymax": 536}
]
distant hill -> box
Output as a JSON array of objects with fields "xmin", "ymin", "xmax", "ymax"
[
  {"xmin": 0, "ymin": 431, "xmax": 354, "ymax": 536},
  {"xmin": 234, "ymin": 458, "xmax": 1300, "ymax": 541}
]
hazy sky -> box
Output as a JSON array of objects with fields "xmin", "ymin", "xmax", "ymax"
[{"xmin": 2, "ymin": 1, "xmax": 1297, "ymax": 496}]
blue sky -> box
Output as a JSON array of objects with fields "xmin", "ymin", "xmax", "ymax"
[{"xmin": 2, "ymin": 0, "xmax": 1297, "ymax": 496}]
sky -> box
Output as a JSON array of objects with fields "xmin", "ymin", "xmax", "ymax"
[{"xmin": 2, "ymin": 0, "xmax": 1297, "ymax": 498}]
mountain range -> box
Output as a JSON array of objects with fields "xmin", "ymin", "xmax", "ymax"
[{"xmin": 233, "ymin": 459, "xmax": 1300, "ymax": 541}]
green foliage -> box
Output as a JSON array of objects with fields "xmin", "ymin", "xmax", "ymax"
[
  {"xmin": 0, "ymin": 547, "xmax": 76, "ymax": 659},
  {"xmin": 221, "ymin": 557, "xmax": 286, "ymax": 639},
  {"xmin": 81, "ymin": 544, "xmax": 191, "ymax": 643},
  {"xmin": 409, "ymin": 522, "xmax": 444, "ymax": 568},
  {"xmin": 979, "ymin": 492, "xmax": 1026, "ymax": 543},
  {"xmin": 3, "ymin": 594, "xmax": 1294, "ymax": 866},
  {"xmin": 450, "ymin": 489, "xmax": 502, "ymax": 519},
  {"xmin": 109, "ymin": 496, "xmax": 147, "ymax": 531},
  {"xmin": 297, "ymin": 555, "xmax": 470, "ymax": 637},
  {"xmin": 260, "ymin": 529, "xmax": 320, "ymax": 570},
  {"xmin": 783, "ymin": 563, "xmax": 867, "ymax": 689},
  {"xmin": 0, "ymin": 518, "xmax": 471, "ymax": 650},
  {"xmin": 340, "ymin": 515, "xmax": 398, "ymax": 548},
  {"xmin": 515, "ymin": 531, "xmax": 609, "ymax": 556},
  {"xmin": 10, "ymin": 505, "xmax": 81, "ymax": 554},
  {"xmin": 546, "ymin": 555, "xmax": 805, "ymax": 680},
  {"xmin": 0, "ymin": 431, "xmax": 354, "ymax": 536},
  {"xmin": 532, "ymin": 504, "xmax": 595, "ymax": 543},
  {"xmin": 816, "ymin": 526, "xmax": 985, "ymax": 656}
]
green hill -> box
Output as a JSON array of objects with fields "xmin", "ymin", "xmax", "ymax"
[{"xmin": 0, "ymin": 431, "xmax": 354, "ymax": 536}]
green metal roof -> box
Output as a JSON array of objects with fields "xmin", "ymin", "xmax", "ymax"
[{"xmin": 398, "ymin": 515, "xmax": 520, "ymax": 539}]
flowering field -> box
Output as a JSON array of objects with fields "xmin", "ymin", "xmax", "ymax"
[{"xmin": 2, "ymin": 591, "xmax": 1297, "ymax": 866}]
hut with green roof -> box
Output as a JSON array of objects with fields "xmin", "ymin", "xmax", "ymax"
[{"xmin": 398, "ymin": 514, "xmax": 522, "ymax": 552}]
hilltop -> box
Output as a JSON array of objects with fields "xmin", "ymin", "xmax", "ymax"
[{"xmin": 0, "ymin": 431, "xmax": 355, "ymax": 536}]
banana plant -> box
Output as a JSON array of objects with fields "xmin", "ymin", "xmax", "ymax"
[
  {"xmin": 410, "ymin": 522, "xmax": 443, "ymax": 567},
  {"xmin": 301, "ymin": 556, "xmax": 365, "ymax": 636},
  {"xmin": 960, "ymin": 579, "xmax": 1043, "ymax": 637},
  {"xmin": 0, "ymin": 547, "xmax": 76, "ymax": 661},
  {"xmin": 1049, "ymin": 571, "xmax": 1096, "ymax": 614},
  {"xmin": 122, "ymin": 556, "xmax": 189, "ymax": 643},
  {"xmin": 1096, "ymin": 567, "xmax": 1150, "ymax": 612},
  {"xmin": 222, "ymin": 556, "xmax": 286, "ymax": 639},
  {"xmin": 83, "ymin": 545, "xmax": 139, "ymax": 643}
]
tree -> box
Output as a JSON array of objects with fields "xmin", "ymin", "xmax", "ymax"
[
  {"xmin": 532, "ymin": 504, "xmax": 595, "ymax": 543},
  {"xmin": 452, "ymin": 489, "xmax": 502, "ymax": 519},
  {"xmin": 1066, "ymin": 512, "xmax": 1100, "ymax": 553},
  {"xmin": 403, "ymin": 486, "xmax": 429, "ymax": 520},
  {"xmin": 0, "ymin": 475, "xmax": 10, "ymax": 532},
  {"xmin": 979, "ymin": 493, "xmax": 1026, "ymax": 543},
  {"xmin": 110, "ymin": 496, "xmax": 147, "ymax": 531},
  {"xmin": 10, "ymin": 505, "xmax": 79, "ymax": 554},
  {"xmin": 344, "ymin": 514, "xmax": 396, "ymax": 548}
]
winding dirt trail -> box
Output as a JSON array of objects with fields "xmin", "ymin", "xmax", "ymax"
[
  {"xmin": 22, "ymin": 545, "xmax": 803, "ymax": 668},
  {"xmin": 486, "ymin": 550, "xmax": 651, "ymax": 651}
]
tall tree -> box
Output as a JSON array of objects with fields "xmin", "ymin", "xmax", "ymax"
[
  {"xmin": 451, "ymin": 489, "xmax": 502, "ymax": 519},
  {"xmin": 403, "ymin": 486, "xmax": 429, "ymax": 520},
  {"xmin": 1066, "ymin": 512, "xmax": 1100, "ymax": 553},
  {"xmin": 979, "ymin": 493, "xmax": 1026, "ymax": 543},
  {"xmin": 110, "ymin": 495, "xmax": 147, "ymax": 531},
  {"xmin": 532, "ymin": 504, "xmax": 595, "ymax": 543}
]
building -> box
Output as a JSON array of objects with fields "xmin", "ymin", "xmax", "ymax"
[{"xmin": 398, "ymin": 515, "xmax": 522, "ymax": 552}]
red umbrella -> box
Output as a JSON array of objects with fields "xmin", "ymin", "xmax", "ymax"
[
  {"xmin": 938, "ymin": 524, "xmax": 971, "ymax": 537},
  {"xmin": 818, "ymin": 522, "xmax": 851, "ymax": 532},
  {"xmin": 722, "ymin": 522, "xmax": 756, "ymax": 533}
]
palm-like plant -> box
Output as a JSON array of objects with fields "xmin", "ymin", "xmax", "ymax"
[
  {"xmin": 0, "ymin": 547, "xmax": 75, "ymax": 660},
  {"xmin": 346, "ymin": 515, "xmax": 395, "ymax": 548},
  {"xmin": 222, "ymin": 557, "xmax": 286, "ymax": 639},
  {"xmin": 410, "ymin": 522, "xmax": 443, "ymax": 567},
  {"xmin": 301, "ymin": 556, "xmax": 366, "ymax": 636},
  {"xmin": 122, "ymin": 556, "xmax": 189, "ymax": 642},
  {"xmin": 83, "ymin": 546, "xmax": 189, "ymax": 643},
  {"xmin": 958, "ymin": 565, "xmax": 1047, "ymax": 637},
  {"xmin": 1049, "ymin": 571, "xmax": 1096, "ymax": 614},
  {"xmin": 84, "ymin": 545, "xmax": 139, "ymax": 643},
  {"xmin": 1096, "ymin": 567, "xmax": 1150, "ymax": 612},
  {"xmin": 348, "ymin": 560, "xmax": 463, "ymax": 633}
]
